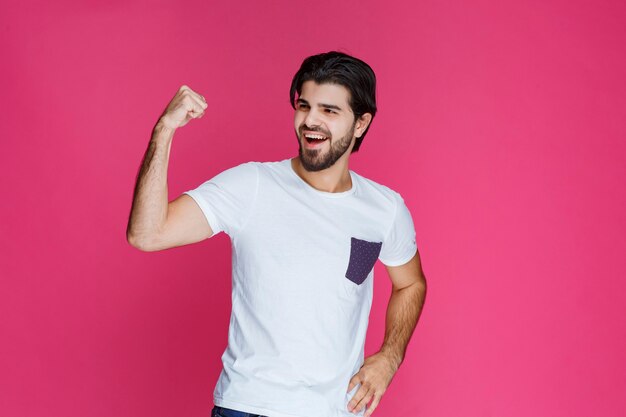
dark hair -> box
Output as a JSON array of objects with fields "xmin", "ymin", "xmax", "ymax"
[{"xmin": 289, "ymin": 51, "xmax": 377, "ymax": 153}]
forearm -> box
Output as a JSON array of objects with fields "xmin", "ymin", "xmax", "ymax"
[
  {"xmin": 126, "ymin": 120, "xmax": 175, "ymax": 247},
  {"xmin": 379, "ymin": 280, "xmax": 427, "ymax": 371}
]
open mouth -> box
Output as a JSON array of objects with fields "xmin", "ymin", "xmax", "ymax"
[{"xmin": 304, "ymin": 133, "xmax": 329, "ymax": 145}]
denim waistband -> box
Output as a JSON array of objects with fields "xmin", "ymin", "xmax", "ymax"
[{"xmin": 212, "ymin": 405, "xmax": 267, "ymax": 417}]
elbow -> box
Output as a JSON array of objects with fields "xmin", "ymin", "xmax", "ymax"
[
  {"xmin": 419, "ymin": 272, "xmax": 427, "ymax": 291},
  {"xmin": 419, "ymin": 274, "xmax": 428, "ymax": 299},
  {"xmin": 127, "ymin": 231, "xmax": 157, "ymax": 252}
]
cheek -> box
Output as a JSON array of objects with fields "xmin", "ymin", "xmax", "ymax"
[
  {"xmin": 333, "ymin": 124, "xmax": 349, "ymax": 138},
  {"xmin": 294, "ymin": 114, "xmax": 304, "ymax": 131}
]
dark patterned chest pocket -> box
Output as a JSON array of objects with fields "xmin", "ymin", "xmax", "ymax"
[{"xmin": 345, "ymin": 237, "xmax": 383, "ymax": 285}]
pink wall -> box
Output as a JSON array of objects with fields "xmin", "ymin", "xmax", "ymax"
[{"xmin": 2, "ymin": 1, "xmax": 625, "ymax": 416}]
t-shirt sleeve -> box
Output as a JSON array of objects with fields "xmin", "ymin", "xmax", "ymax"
[
  {"xmin": 378, "ymin": 192, "xmax": 418, "ymax": 266},
  {"xmin": 182, "ymin": 161, "xmax": 259, "ymax": 237}
]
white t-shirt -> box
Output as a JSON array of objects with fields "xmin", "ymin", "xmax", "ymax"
[{"xmin": 183, "ymin": 158, "xmax": 417, "ymax": 417}]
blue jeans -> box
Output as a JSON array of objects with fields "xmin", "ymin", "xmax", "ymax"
[{"xmin": 211, "ymin": 405, "xmax": 268, "ymax": 417}]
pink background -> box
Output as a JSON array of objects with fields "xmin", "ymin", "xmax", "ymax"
[{"xmin": 1, "ymin": 1, "xmax": 625, "ymax": 416}]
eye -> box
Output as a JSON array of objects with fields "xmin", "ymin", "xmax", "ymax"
[
  {"xmin": 297, "ymin": 103, "xmax": 309, "ymax": 110},
  {"xmin": 325, "ymin": 109, "xmax": 336, "ymax": 114}
]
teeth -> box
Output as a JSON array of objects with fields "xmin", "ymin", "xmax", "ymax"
[{"xmin": 305, "ymin": 134, "xmax": 326, "ymax": 140}]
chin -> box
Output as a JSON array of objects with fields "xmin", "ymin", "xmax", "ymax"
[{"xmin": 301, "ymin": 154, "xmax": 335, "ymax": 172}]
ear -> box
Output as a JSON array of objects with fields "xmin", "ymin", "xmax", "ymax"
[{"xmin": 354, "ymin": 113, "xmax": 373, "ymax": 138}]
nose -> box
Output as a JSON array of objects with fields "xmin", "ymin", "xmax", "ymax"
[{"xmin": 303, "ymin": 108, "xmax": 322, "ymax": 129}]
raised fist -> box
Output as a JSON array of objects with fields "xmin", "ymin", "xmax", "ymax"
[{"xmin": 158, "ymin": 85, "xmax": 208, "ymax": 130}]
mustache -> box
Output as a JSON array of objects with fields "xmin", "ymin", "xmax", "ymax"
[{"xmin": 299, "ymin": 125, "xmax": 331, "ymax": 137}]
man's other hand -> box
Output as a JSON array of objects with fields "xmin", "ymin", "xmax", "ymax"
[{"xmin": 346, "ymin": 351, "xmax": 398, "ymax": 416}]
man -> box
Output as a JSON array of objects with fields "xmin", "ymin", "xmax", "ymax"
[{"xmin": 127, "ymin": 51, "xmax": 427, "ymax": 417}]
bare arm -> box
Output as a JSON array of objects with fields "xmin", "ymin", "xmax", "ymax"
[
  {"xmin": 346, "ymin": 251, "xmax": 427, "ymax": 415},
  {"xmin": 126, "ymin": 85, "xmax": 210, "ymax": 251},
  {"xmin": 379, "ymin": 250, "xmax": 428, "ymax": 371},
  {"xmin": 348, "ymin": 252, "xmax": 426, "ymax": 417}
]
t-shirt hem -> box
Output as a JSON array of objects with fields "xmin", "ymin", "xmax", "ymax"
[
  {"xmin": 213, "ymin": 397, "xmax": 311, "ymax": 417},
  {"xmin": 378, "ymin": 245, "xmax": 417, "ymax": 267},
  {"xmin": 182, "ymin": 190, "xmax": 222, "ymax": 235}
]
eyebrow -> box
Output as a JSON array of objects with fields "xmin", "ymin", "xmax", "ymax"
[{"xmin": 296, "ymin": 98, "xmax": 344, "ymax": 112}]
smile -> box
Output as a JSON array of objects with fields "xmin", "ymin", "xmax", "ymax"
[
  {"xmin": 304, "ymin": 133, "xmax": 328, "ymax": 142},
  {"xmin": 303, "ymin": 133, "xmax": 328, "ymax": 148}
]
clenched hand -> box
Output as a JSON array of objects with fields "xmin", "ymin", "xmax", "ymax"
[{"xmin": 158, "ymin": 85, "xmax": 208, "ymax": 130}]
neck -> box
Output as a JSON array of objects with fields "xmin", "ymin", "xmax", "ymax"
[{"xmin": 291, "ymin": 156, "xmax": 352, "ymax": 193}]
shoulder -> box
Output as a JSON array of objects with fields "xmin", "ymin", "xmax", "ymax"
[
  {"xmin": 217, "ymin": 160, "xmax": 260, "ymax": 176},
  {"xmin": 352, "ymin": 171, "xmax": 404, "ymax": 208},
  {"xmin": 253, "ymin": 158, "xmax": 289, "ymax": 171},
  {"xmin": 252, "ymin": 158, "xmax": 296, "ymax": 180},
  {"xmin": 200, "ymin": 161, "xmax": 261, "ymax": 187},
  {"xmin": 220, "ymin": 159, "xmax": 295, "ymax": 184}
]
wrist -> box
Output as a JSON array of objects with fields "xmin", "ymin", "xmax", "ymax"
[
  {"xmin": 153, "ymin": 119, "xmax": 176, "ymax": 142},
  {"xmin": 379, "ymin": 347, "xmax": 402, "ymax": 371}
]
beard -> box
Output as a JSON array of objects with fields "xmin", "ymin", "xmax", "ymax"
[{"xmin": 296, "ymin": 122, "xmax": 356, "ymax": 172}]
